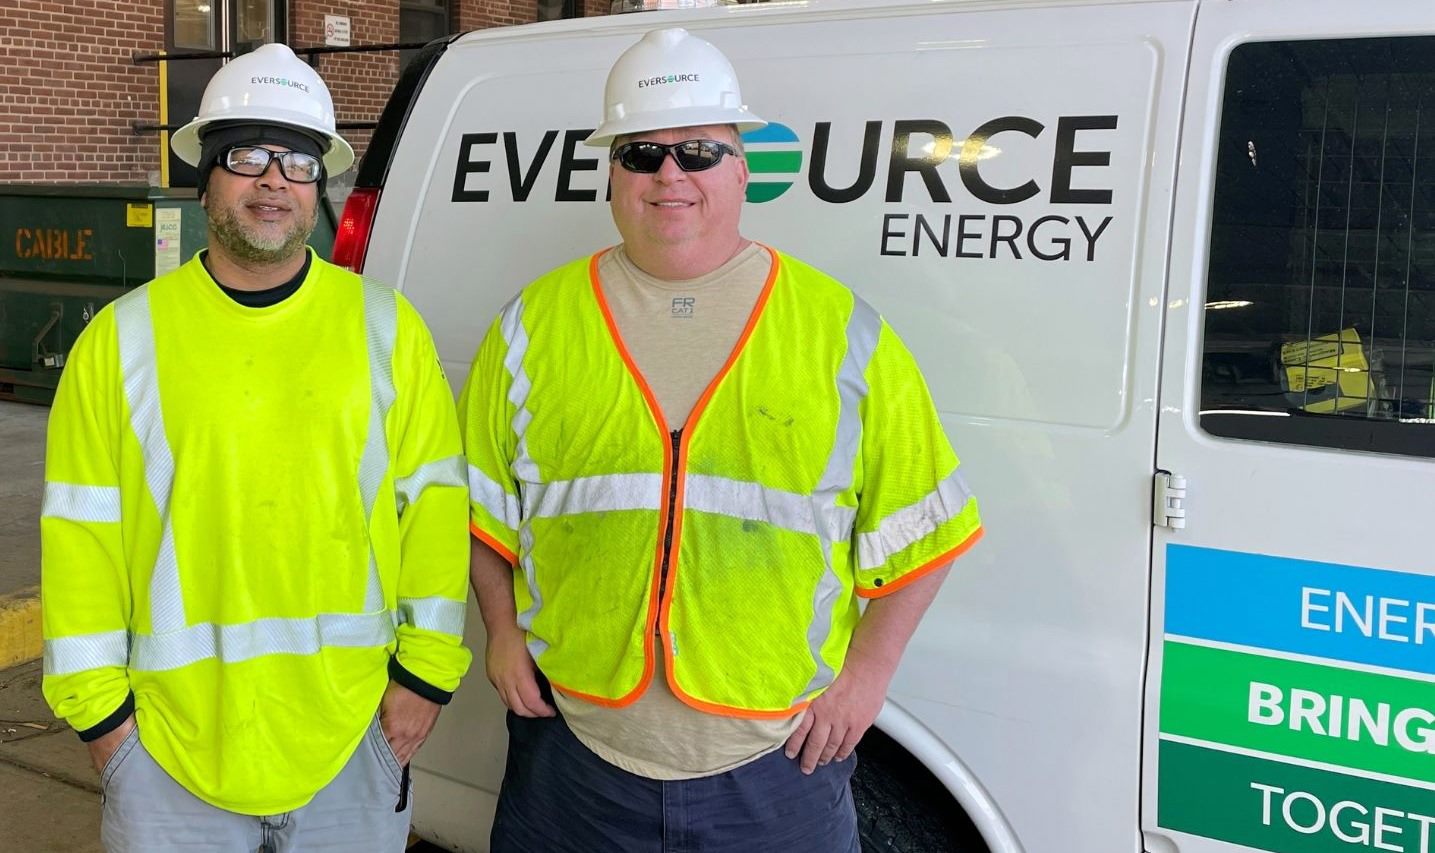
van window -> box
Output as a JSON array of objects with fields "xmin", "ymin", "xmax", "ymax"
[{"xmin": 1200, "ymin": 37, "xmax": 1435, "ymax": 457}]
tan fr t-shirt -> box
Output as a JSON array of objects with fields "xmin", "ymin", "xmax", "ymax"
[{"xmin": 552, "ymin": 243, "xmax": 804, "ymax": 780}]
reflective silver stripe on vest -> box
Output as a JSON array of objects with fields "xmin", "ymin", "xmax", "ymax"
[
  {"xmin": 109, "ymin": 278, "xmax": 404, "ymax": 671},
  {"xmin": 499, "ymin": 297, "xmax": 539, "ymax": 485},
  {"xmin": 684, "ymin": 475, "xmax": 821, "ymax": 536},
  {"xmin": 798, "ymin": 297, "xmax": 881, "ymax": 702},
  {"xmin": 115, "ymin": 289, "xmax": 186, "ymax": 634},
  {"xmin": 43, "ymin": 630, "xmax": 130, "ymax": 677},
  {"xmin": 515, "ymin": 522, "xmax": 547, "ymax": 661},
  {"xmin": 397, "ymin": 596, "xmax": 466, "ymax": 637},
  {"xmin": 41, "ymin": 483, "xmax": 122, "ymax": 523},
  {"xmin": 395, "ymin": 455, "xmax": 465, "ymax": 517},
  {"xmin": 526, "ymin": 473, "xmax": 662, "ymax": 519},
  {"xmin": 358, "ymin": 280, "xmax": 399, "ymax": 611},
  {"xmin": 468, "ymin": 463, "xmax": 521, "ymax": 530},
  {"xmin": 499, "ymin": 295, "xmax": 545, "ymax": 658},
  {"xmin": 130, "ymin": 612, "xmax": 395, "ymax": 672},
  {"xmin": 524, "ymin": 473, "xmax": 850, "ymax": 542},
  {"xmin": 856, "ymin": 468, "xmax": 974, "ymax": 571}
]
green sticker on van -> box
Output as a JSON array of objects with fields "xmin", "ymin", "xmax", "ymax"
[{"xmin": 1159, "ymin": 740, "xmax": 1435, "ymax": 853}]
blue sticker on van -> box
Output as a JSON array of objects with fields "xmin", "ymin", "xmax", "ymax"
[{"xmin": 1165, "ymin": 545, "xmax": 1435, "ymax": 675}]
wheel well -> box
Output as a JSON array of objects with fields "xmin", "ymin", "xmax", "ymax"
[{"xmin": 856, "ymin": 726, "xmax": 991, "ymax": 852}]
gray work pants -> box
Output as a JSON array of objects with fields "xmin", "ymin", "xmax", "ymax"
[{"xmin": 99, "ymin": 715, "xmax": 412, "ymax": 852}]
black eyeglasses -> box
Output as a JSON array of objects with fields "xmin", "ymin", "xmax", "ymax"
[
  {"xmin": 612, "ymin": 139, "xmax": 739, "ymax": 174},
  {"xmin": 220, "ymin": 146, "xmax": 323, "ymax": 183}
]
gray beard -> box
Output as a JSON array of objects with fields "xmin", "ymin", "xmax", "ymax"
[{"xmin": 207, "ymin": 202, "xmax": 317, "ymax": 266}]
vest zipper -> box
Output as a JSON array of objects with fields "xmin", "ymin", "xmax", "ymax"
[{"xmin": 655, "ymin": 428, "xmax": 682, "ymax": 639}]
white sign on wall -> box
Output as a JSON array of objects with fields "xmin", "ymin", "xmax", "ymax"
[
  {"xmin": 324, "ymin": 15, "xmax": 351, "ymax": 48},
  {"xmin": 154, "ymin": 207, "xmax": 182, "ymax": 276}
]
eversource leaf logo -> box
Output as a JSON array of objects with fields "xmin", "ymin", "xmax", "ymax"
[{"xmin": 743, "ymin": 123, "xmax": 801, "ymax": 203}]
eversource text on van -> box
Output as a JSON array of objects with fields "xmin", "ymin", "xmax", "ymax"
[{"xmin": 449, "ymin": 115, "xmax": 1120, "ymax": 262}]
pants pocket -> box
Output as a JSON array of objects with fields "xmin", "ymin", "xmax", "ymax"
[
  {"xmin": 368, "ymin": 715, "xmax": 404, "ymax": 788},
  {"xmin": 99, "ymin": 727, "xmax": 140, "ymax": 793}
]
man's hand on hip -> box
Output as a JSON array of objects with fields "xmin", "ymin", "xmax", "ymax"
[
  {"xmin": 380, "ymin": 681, "xmax": 442, "ymax": 766},
  {"xmin": 785, "ymin": 565, "xmax": 953, "ymax": 775},
  {"xmin": 486, "ymin": 626, "xmax": 556, "ymax": 718},
  {"xmin": 87, "ymin": 714, "xmax": 136, "ymax": 775},
  {"xmin": 784, "ymin": 658, "xmax": 888, "ymax": 775}
]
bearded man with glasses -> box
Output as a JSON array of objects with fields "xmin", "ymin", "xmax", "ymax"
[
  {"xmin": 462, "ymin": 27, "xmax": 983, "ymax": 852},
  {"xmin": 40, "ymin": 43, "xmax": 471, "ymax": 852}
]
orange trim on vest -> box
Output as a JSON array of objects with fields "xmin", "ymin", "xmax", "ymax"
[
  {"xmin": 587, "ymin": 244, "xmax": 784, "ymax": 716},
  {"xmin": 548, "ymin": 677, "xmax": 645, "ymax": 709},
  {"xmin": 587, "ymin": 248, "xmax": 664, "ymax": 708},
  {"xmin": 856, "ymin": 525, "xmax": 985, "ymax": 600},
  {"xmin": 659, "ymin": 247, "xmax": 791, "ymax": 718},
  {"xmin": 669, "ymin": 678, "xmax": 812, "ymax": 719},
  {"xmin": 471, "ymin": 522, "xmax": 516, "ymax": 566}
]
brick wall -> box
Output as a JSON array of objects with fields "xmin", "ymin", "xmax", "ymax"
[
  {"xmin": 4, "ymin": 0, "xmax": 609, "ymax": 186},
  {"xmin": 458, "ymin": 0, "xmax": 609, "ymax": 31},
  {"xmin": 0, "ymin": 0, "xmax": 164, "ymax": 184},
  {"xmin": 290, "ymin": 0, "xmax": 399, "ymax": 167},
  {"xmin": 457, "ymin": 0, "xmax": 533, "ymax": 31}
]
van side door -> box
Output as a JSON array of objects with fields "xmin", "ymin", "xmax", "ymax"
[{"xmin": 1145, "ymin": 3, "xmax": 1435, "ymax": 852}]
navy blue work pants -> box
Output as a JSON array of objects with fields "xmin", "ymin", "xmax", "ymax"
[{"xmin": 490, "ymin": 682, "xmax": 860, "ymax": 853}]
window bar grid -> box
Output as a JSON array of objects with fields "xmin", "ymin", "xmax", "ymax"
[
  {"xmin": 1397, "ymin": 95, "xmax": 1422, "ymax": 412},
  {"xmin": 1365, "ymin": 83, "xmax": 1391, "ymax": 414},
  {"xmin": 1333, "ymin": 82, "xmax": 1361, "ymax": 413},
  {"xmin": 1302, "ymin": 77, "xmax": 1334, "ymax": 408}
]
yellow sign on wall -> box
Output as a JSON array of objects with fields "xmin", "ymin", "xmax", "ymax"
[{"xmin": 127, "ymin": 203, "xmax": 154, "ymax": 228}]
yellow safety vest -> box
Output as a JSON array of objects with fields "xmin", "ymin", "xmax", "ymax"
[
  {"xmin": 41, "ymin": 252, "xmax": 472, "ymax": 814},
  {"xmin": 462, "ymin": 247, "xmax": 981, "ymax": 717}
]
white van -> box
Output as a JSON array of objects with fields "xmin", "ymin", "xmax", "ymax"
[{"xmin": 335, "ymin": 1, "xmax": 1435, "ymax": 850}]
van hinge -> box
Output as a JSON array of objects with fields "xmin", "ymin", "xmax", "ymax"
[{"xmin": 1153, "ymin": 471, "xmax": 1187, "ymax": 529}]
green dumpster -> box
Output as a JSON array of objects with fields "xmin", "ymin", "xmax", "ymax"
[{"xmin": 0, "ymin": 185, "xmax": 338, "ymax": 404}]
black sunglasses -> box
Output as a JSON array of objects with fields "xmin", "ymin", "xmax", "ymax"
[
  {"xmin": 612, "ymin": 139, "xmax": 739, "ymax": 174},
  {"xmin": 220, "ymin": 146, "xmax": 323, "ymax": 184}
]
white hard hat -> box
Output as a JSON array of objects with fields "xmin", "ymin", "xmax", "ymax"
[
  {"xmin": 585, "ymin": 28, "xmax": 766, "ymax": 147},
  {"xmin": 171, "ymin": 43, "xmax": 355, "ymax": 174}
]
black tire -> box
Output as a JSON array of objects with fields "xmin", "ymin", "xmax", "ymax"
[{"xmin": 853, "ymin": 729, "xmax": 988, "ymax": 853}]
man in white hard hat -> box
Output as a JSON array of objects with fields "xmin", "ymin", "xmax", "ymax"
[
  {"xmin": 41, "ymin": 43, "xmax": 471, "ymax": 851},
  {"xmin": 461, "ymin": 27, "xmax": 982, "ymax": 851}
]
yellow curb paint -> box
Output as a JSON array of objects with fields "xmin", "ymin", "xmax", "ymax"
[{"xmin": 0, "ymin": 586, "xmax": 41, "ymax": 669}]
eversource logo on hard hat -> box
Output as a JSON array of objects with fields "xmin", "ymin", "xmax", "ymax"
[
  {"xmin": 636, "ymin": 73, "xmax": 699, "ymax": 89},
  {"xmin": 251, "ymin": 76, "xmax": 310, "ymax": 93}
]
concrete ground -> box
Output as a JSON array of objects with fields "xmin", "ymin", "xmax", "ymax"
[
  {"xmin": 0, "ymin": 400, "xmax": 45, "ymax": 596},
  {"xmin": 0, "ymin": 400, "xmax": 44, "ymax": 671},
  {"xmin": 0, "ymin": 660, "xmax": 103, "ymax": 852},
  {"xmin": 0, "ymin": 403, "xmax": 97, "ymax": 849}
]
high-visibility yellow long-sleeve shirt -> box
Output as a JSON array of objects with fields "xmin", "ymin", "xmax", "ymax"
[{"xmin": 41, "ymin": 252, "xmax": 472, "ymax": 815}]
